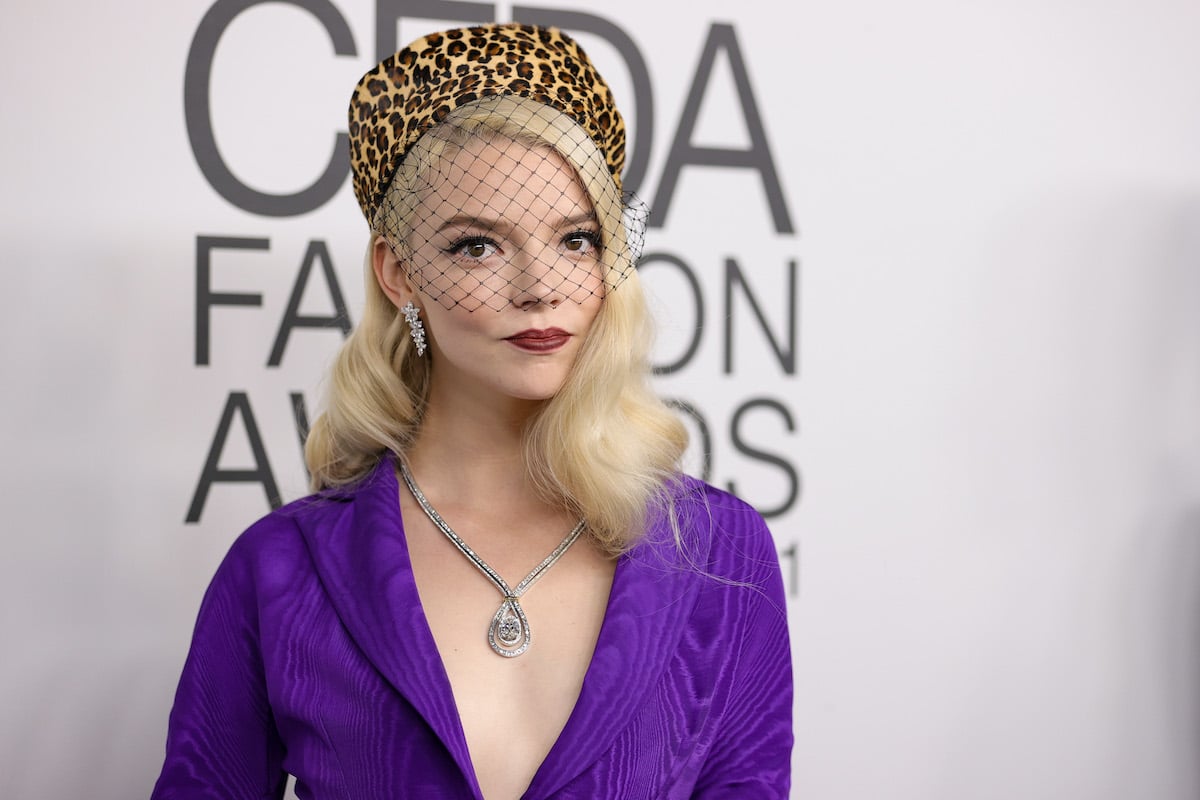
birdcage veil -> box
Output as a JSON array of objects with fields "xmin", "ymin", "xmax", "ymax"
[
  {"xmin": 371, "ymin": 95, "xmax": 645, "ymax": 311},
  {"xmin": 348, "ymin": 23, "xmax": 647, "ymax": 313}
]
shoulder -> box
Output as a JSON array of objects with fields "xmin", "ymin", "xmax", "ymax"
[
  {"xmin": 218, "ymin": 456, "xmax": 397, "ymax": 583},
  {"xmin": 631, "ymin": 474, "xmax": 784, "ymax": 606},
  {"xmin": 212, "ymin": 476, "xmax": 371, "ymax": 598},
  {"xmin": 222, "ymin": 492, "xmax": 345, "ymax": 562},
  {"xmin": 232, "ymin": 456, "xmax": 395, "ymax": 553},
  {"xmin": 670, "ymin": 475, "xmax": 780, "ymax": 579},
  {"xmin": 674, "ymin": 475, "xmax": 768, "ymax": 527}
]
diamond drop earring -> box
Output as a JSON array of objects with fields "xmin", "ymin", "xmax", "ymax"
[{"xmin": 401, "ymin": 301, "xmax": 426, "ymax": 356}]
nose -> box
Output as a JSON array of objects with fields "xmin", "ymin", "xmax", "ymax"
[{"xmin": 509, "ymin": 240, "xmax": 567, "ymax": 310}]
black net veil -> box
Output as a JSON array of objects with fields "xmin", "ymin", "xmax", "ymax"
[{"xmin": 372, "ymin": 95, "xmax": 648, "ymax": 313}]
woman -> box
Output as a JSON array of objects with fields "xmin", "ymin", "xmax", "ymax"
[{"xmin": 153, "ymin": 23, "xmax": 792, "ymax": 799}]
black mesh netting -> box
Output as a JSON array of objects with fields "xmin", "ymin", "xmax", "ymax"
[{"xmin": 372, "ymin": 97, "xmax": 646, "ymax": 314}]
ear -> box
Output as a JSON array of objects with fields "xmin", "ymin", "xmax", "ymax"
[{"xmin": 372, "ymin": 235, "xmax": 416, "ymax": 309}]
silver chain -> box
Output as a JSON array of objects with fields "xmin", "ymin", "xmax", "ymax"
[{"xmin": 398, "ymin": 460, "xmax": 585, "ymax": 657}]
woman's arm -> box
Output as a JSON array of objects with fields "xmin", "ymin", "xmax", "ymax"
[
  {"xmin": 692, "ymin": 507, "xmax": 794, "ymax": 798},
  {"xmin": 151, "ymin": 537, "xmax": 287, "ymax": 800}
]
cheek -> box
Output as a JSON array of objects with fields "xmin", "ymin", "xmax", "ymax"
[
  {"xmin": 566, "ymin": 260, "xmax": 606, "ymax": 304},
  {"xmin": 417, "ymin": 264, "xmax": 536, "ymax": 313},
  {"xmin": 578, "ymin": 294, "xmax": 605, "ymax": 335},
  {"xmin": 413, "ymin": 264, "xmax": 478, "ymax": 311},
  {"xmin": 421, "ymin": 307, "xmax": 484, "ymax": 351}
]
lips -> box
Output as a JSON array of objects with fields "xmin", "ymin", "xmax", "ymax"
[{"xmin": 505, "ymin": 328, "xmax": 571, "ymax": 352}]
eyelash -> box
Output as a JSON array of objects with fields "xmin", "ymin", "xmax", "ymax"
[
  {"xmin": 445, "ymin": 236, "xmax": 497, "ymax": 259},
  {"xmin": 563, "ymin": 230, "xmax": 600, "ymax": 253},
  {"xmin": 444, "ymin": 230, "xmax": 601, "ymax": 259}
]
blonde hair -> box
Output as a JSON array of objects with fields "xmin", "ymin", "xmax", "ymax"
[{"xmin": 305, "ymin": 95, "xmax": 687, "ymax": 553}]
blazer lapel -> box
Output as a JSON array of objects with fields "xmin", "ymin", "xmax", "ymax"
[
  {"xmin": 297, "ymin": 456, "xmax": 481, "ymax": 797},
  {"xmin": 300, "ymin": 461, "xmax": 710, "ymax": 800},
  {"xmin": 523, "ymin": 502, "xmax": 705, "ymax": 799}
]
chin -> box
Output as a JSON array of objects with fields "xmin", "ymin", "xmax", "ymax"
[
  {"xmin": 500, "ymin": 379, "xmax": 569, "ymax": 403},
  {"xmin": 508, "ymin": 388, "xmax": 562, "ymax": 403}
]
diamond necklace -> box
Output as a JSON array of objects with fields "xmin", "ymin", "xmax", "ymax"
[{"xmin": 398, "ymin": 461, "xmax": 586, "ymax": 658}]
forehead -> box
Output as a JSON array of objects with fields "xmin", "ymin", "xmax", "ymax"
[{"xmin": 414, "ymin": 136, "xmax": 593, "ymax": 226}]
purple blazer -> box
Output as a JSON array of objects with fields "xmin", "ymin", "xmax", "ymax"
[{"xmin": 152, "ymin": 456, "xmax": 793, "ymax": 798}]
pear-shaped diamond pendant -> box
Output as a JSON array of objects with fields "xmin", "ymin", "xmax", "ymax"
[{"xmin": 489, "ymin": 597, "xmax": 531, "ymax": 657}]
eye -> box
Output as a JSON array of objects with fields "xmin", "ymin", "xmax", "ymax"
[
  {"xmin": 446, "ymin": 236, "xmax": 498, "ymax": 260},
  {"xmin": 562, "ymin": 230, "xmax": 599, "ymax": 254}
]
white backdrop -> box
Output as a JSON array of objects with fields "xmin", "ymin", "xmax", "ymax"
[{"xmin": 2, "ymin": 1, "xmax": 1199, "ymax": 798}]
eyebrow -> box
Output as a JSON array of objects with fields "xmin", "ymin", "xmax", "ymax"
[
  {"xmin": 436, "ymin": 215, "xmax": 511, "ymax": 236},
  {"xmin": 435, "ymin": 210, "xmax": 598, "ymax": 236}
]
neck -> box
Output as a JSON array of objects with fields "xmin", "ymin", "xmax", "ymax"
[{"xmin": 404, "ymin": 385, "xmax": 544, "ymax": 504}]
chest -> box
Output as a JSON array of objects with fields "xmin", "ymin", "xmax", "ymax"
[
  {"xmin": 404, "ymin": 510, "xmax": 616, "ymax": 799},
  {"xmin": 259, "ymin": 521, "xmax": 732, "ymax": 799}
]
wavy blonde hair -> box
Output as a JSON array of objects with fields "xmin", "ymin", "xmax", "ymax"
[{"xmin": 305, "ymin": 95, "xmax": 687, "ymax": 553}]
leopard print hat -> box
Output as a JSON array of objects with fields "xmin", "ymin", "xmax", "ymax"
[{"xmin": 348, "ymin": 23, "xmax": 627, "ymax": 225}]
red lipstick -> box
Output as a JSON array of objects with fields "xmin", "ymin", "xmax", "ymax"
[{"xmin": 505, "ymin": 328, "xmax": 570, "ymax": 353}]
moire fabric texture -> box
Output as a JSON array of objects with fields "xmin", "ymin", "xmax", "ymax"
[{"xmin": 151, "ymin": 455, "xmax": 793, "ymax": 799}]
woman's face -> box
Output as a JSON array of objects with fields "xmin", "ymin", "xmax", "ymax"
[{"xmin": 387, "ymin": 136, "xmax": 605, "ymax": 406}]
